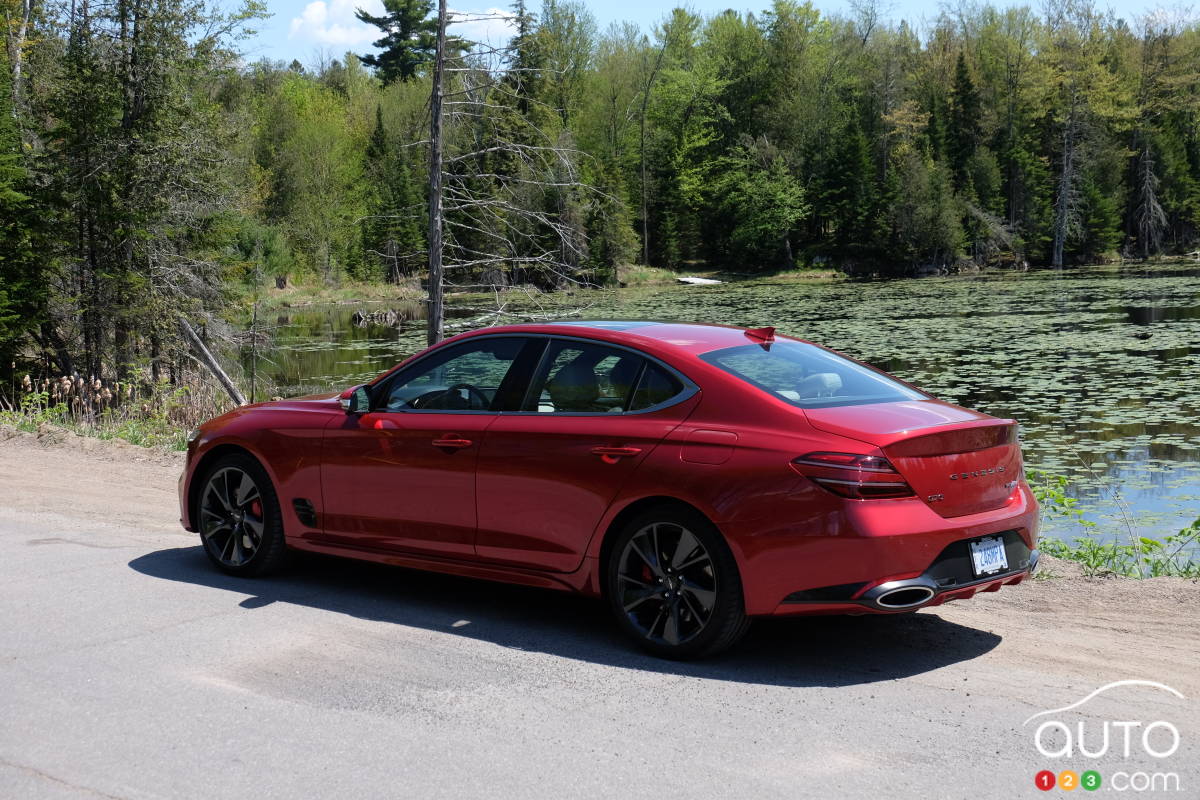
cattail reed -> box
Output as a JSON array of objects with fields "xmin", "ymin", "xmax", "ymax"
[{"xmin": 2, "ymin": 369, "xmax": 238, "ymax": 449}]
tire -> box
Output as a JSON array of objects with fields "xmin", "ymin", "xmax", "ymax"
[
  {"xmin": 195, "ymin": 452, "xmax": 288, "ymax": 577},
  {"xmin": 605, "ymin": 505, "xmax": 750, "ymax": 659}
]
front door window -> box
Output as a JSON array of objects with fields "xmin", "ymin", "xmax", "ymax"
[{"xmin": 382, "ymin": 337, "xmax": 528, "ymax": 412}]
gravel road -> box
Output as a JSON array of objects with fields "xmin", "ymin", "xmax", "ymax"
[{"xmin": 2, "ymin": 425, "xmax": 1197, "ymax": 799}]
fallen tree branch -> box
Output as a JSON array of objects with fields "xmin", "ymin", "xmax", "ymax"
[{"xmin": 178, "ymin": 318, "xmax": 246, "ymax": 406}]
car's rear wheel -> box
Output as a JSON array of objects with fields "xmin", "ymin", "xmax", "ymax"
[
  {"xmin": 197, "ymin": 453, "xmax": 287, "ymax": 577},
  {"xmin": 606, "ymin": 506, "xmax": 750, "ymax": 659}
]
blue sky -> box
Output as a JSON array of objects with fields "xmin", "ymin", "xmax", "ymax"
[{"xmin": 245, "ymin": 0, "xmax": 1177, "ymax": 65}]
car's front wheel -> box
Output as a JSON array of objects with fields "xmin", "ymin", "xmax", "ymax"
[
  {"xmin": 197, "ymin": 453, "xmax": 288, "ymax": 576},
  {"xmin": 606, "ymin": 506, "xmax": 750, "ymax": 659}
]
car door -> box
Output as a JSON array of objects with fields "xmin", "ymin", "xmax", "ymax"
[
  {"xmin": 474, "ymin": 338, "xmax": 699, "ymax": 572},
  {"xmin": 320, "ymin": 336, "xmax": 540, "ymax": 558}
]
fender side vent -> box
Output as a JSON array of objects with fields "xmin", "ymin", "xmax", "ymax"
[{"xmin": 292, "ymin": 498, "xmax": 318, "ymax": 527}]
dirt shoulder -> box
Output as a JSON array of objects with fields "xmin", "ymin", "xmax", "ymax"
[
  {"xmin": 1, "ymin": 424, "xmax": 184, "ymax": 533},
  {"xmin": 3, "ymin": 422, "xmax": 1197, "ymax": 693}
]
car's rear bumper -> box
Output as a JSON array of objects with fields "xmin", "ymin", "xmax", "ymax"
[
  {"xmin": 769, "ymin": 547, "xmax": 1038, "ymax": 616},
  {"xmin": 728, "ymin": 482, "xmax": 1039, "ymax": 616}
]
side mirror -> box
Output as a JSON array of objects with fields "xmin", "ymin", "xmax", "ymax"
[{"xmin": 339, "ymin": 385, "xmax": 371, "ymax": 414}]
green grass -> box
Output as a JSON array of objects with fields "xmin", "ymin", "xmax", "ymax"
[
  {"xmin": 616, "ymin": 263, "xmax": 845, "ymax": 287},
  {"xmin": 719, "ymin": 266, "xmax": 846, "ymax": 283},
  {"xmin": 617, "ymin": 264, "xmax": 680, "ymax": 286},
  {"xmin": 87, "ymin": 416, "xmax": 191, "ymax": 449}
]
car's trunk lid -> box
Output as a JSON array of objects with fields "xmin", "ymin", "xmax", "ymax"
[{"xmin": 804, "ymin": 400, "xmax": 1022, "ymax": 518}]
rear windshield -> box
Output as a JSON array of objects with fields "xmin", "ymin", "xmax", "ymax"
[{"xmin": 699, "ymin": 341, "xmax": 926, "ymax": 409}]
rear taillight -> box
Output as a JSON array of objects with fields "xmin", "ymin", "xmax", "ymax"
[{"xmin": 791, "ymin": 452, "xmax": 916, "ymax": 500}]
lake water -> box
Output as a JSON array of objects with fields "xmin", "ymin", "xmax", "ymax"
[{"xmin": 242, "ymin": 263, "xmax": 1200, "ymax": 543}]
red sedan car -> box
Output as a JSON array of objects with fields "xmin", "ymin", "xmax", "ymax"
[{"xmin": 179, "ymin": 321, "xmax": 1039, "ymax": 658}]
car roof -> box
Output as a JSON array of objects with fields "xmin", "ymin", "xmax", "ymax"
[{"xmin": 452, "ymin": 320, "xmax": 806, "ymax": 356}]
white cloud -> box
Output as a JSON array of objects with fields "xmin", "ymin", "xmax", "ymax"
[
  {"xmin": 288, "ymin": 2, "xmax": 516, "ymax": 50},
  {"xmin": 289, "ymin": 0, "xmax": 383, "ymax": 47}
]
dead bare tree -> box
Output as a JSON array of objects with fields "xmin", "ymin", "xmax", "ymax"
[
  {"xmin": 178, "ymin": 318, "xmax": 245, "ymax": 405},
  {"xmin": 422, "ymin": 6, "xmax": 604, "ymax": 344},
  {"xmin": 3, "ymin": 0, "xmax": 35, "ymax": 114},
  {"xmin": 637, "ymin": 42, "xmax": 667, "ymax": 267},
  {"xmin": 1134, "ymin": 140, "xmax": 1167, "ymax": 258},
  {"xmin": 1050, "ymin": 92, "xmax": 1081, "ymax": 269},
  {"xmin": 1044, "ymin": 0, "xmax": 1123, "ymax": 269},
  {"xmin": 426, "ymin": 0, "xmax": 447, "ymax": 346},
  {"xmin": 1129, "ymin": 12, "xmax": 1186, "ymax": 260}
]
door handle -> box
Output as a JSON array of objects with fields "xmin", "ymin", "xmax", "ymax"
[
  {"xmin": 591, "ymin": 446, "xmax": 642, "ymax": 464},
  {"xmin": 432, "ymin": 436, "xmax": 473, "ymax": 450}
]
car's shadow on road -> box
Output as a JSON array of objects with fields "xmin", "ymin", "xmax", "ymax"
[{"xmin": 129, "ymin": 545, "xmax": 1001, "ymax": 687}]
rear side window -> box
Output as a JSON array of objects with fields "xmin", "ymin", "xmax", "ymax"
[
  {"xmin": 629, "ymin": 363, "xmax": 683, "ymax": 411},
  {"xmin": 523, "ymin": 340, "xmax": 688, "ymax": 414},
  {"xmin": 700, "ymin": 341, "xmax": 925, "ymax": 409}
]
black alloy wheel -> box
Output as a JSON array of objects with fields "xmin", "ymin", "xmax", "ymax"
[
  {"xmin": 607, "ymin": 506, "xmax": 749, "ymax": 659},
  {"xmin": 198, "ymin": 454, "xmax": 287, "ymax": 576}
]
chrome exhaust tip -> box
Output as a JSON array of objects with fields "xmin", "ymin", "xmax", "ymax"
[
  {"xmin": 875, "ymin": 585, "xmax": 936, "ymax": 609},
  {"xmin": 862, "ymin": 578, "xmax": 938, "ymax": 610}
]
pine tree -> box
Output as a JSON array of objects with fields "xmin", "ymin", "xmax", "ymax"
[
  {"xmin": 507, "ymin": 0, "xmax": 544, "ymax": 117},
  {"xmin": 356, "ymin": 0, "xmax": 439, "ymax": 84},
  {"xmin": 363, "ymin": 106, "xmax": 425, "ymax": 282},
  {"xmin": 948, "ymin": 52, "xmax": 982, "ymax": 192},
  {"xmin": 1077, "ymin": 174, "xmax": 1122, "ymax": 258},
  {"xmin": 827, "ymin": 116, "xmax": 876, "ymax": 256},
  {"xmin": 43, "ymin": 0, "xmax": 265, "ymax": 381}
]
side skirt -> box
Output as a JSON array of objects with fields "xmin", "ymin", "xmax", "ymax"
[{"xmin": 286, "ymin": 538, "xmax": 596, "ymax": 595}]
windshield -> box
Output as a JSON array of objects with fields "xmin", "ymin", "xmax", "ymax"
[{"xmin": 699, "ymin": 341, "xmax": 926, "ymax": 409}]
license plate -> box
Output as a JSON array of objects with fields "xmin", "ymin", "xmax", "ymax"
[{"xmin": 969, "ymin": 536, "xmax": 1009, "ymax": 576}]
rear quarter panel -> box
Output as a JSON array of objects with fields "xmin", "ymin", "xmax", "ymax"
[{"xmin": 580, "ymin": 379, "xmax": 866, "ymax": 593}]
